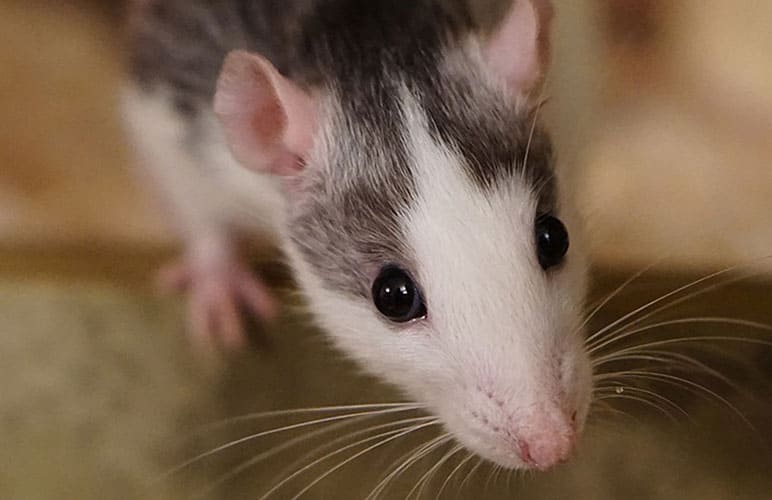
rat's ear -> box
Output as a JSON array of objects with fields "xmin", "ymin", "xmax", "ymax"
[
  {"xmin": 483, "ymin": 0, "xmax": 554, "ymax": 101},
  {"xmin": 214, "ymin": 50, "xmax": 317, "ymax": 177}
]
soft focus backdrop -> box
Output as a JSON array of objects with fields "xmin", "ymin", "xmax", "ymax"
[{"xmin": 1, "ymin": 1, "xmax": 772, "ymax": 499}]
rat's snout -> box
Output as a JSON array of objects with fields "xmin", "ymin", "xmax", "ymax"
[
  {"xmin": 448, "ymin": 342, "xmax": 590, "ymax": 471},
  {"xmin": 514, "ymin": 411, "xmax": 577, "ymax": 470},
  {"xmin": 452, "ymin": 380, "xmax": 583, "ymax": 471}
]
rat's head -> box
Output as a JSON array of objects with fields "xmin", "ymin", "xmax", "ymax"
[{"xmin": 214, "ymin": 0, "xmax": 591, "ymax": 471}]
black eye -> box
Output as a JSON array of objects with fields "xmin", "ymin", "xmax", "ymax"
[
  {"xmin": 535, "ymin": 215, "xmax": 569, "ymax": 270},
  {"xmin": 372, "ymin": 267, "xmax": 427, "ymax": 323}
]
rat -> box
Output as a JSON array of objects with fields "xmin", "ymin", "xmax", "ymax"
[{"xmin": 121, "ymin": 0, "xmax": 592, "ymax": 471}]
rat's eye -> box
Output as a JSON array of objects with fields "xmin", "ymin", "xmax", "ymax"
[
  {"xmin": 372, "ymin": 267, "xmax": 427, "ymax": 323},
  {"xmin": 535, "ymin": 215, "xmax": 569, "ymax": 270}
]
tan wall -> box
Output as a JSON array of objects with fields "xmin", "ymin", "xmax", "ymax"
[
  {"xmin": 567, "ymin": 1, "xmax": 772, "ymax": 271},
  {"xmin": 1, "ymin": 0, "xmax": 771, "ymax": 272},
  {"xmin": 0, "ymin": 1, "xmax": 169, "ymax": 249}
]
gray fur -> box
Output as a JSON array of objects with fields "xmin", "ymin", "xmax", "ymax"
[
  {"xmin": 290, "ymin": 81, "xmax": 418, "ymax": 299},
  {"xmin": 415, "ymin": 69, "xmax": 557, "ymax": 210},
  {"xmin": 126, "ymin": 0, "xmax": 557, "ymax": 299}
]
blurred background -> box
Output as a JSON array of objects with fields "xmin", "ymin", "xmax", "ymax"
[{"xmin": 1, "ymin": 0, "xmax": 772, "ymax": 498}]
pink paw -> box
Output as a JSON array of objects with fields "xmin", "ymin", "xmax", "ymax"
[{"xmin": 157, "ymin": 251, "xmax": 278, "ymax": 352}]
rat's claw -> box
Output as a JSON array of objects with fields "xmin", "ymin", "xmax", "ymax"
[
  {"xmin": 158, "ymin": 254, "xmax": 277, "ymax": 352},
  {"xmin": 188, "ymin": 279, "xmax": 246, "ymax": 352},
  {"xmin": 235, "ymin": 269, "xmax": 279, "ymax": 321}
]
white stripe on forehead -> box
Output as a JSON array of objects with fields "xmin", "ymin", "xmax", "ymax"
[{"xmin": 400, "ymin": 92, "xmax": 550, "ymax": 346}]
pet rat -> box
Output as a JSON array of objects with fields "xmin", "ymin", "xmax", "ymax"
[{"xmin": 121, "ymin": 0, "xmax": 592, "ymax": 471}]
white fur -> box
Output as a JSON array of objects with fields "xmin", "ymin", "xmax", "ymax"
[
  {"xmin": 285, "ymin": 90, "xmax": 592, "ymax": 469},
  {"xmin": 402, "ymin": 95, "xmax": 591, "ymax": 467},
  {"xmin": 120, "ymin": 84, "xmax": 286, "ymax": 243}
]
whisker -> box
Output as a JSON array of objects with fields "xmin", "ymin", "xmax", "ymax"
[
  {"xmin": 199, "ymin": 413, "xmax": 426, "ymax": 498},
  {"xmin": 582, "ymin": 260, "xmax": 663, "ymax": 344},
  {"xmin": 595, "ymin": 334, "xmax": 772, "ymax": 354},
  {"xmin": 368, "ymin": 439, "xmax": 433, "ymax": 497},
  {"xmin": 522, "ymin": 97, "xmax": 543, "ymax": 174},
  {"xmin": 595, "ymin": 350, "xmax": 723, "ymax": 380},
  {"xmin": 484, "ymin": 463, "xmax": 500, "ymax": 492},
  {"xmin": 585, "ymin": 260, "xmax": 771, "ymax": 351},
  {"xmin": 270, "ymin": 415, "xmax": 432, "ymax": 495},
  {"xmin": 594, "ymin": 383, "xmax": 692, "ymax": 421},
  {"xmin": 287, "ymin": 420, "xmax": 441, "ymax": 500},
  {"xmin": 163, "ymin": 405, "xmax": 424, "ymax": 478},
  {"xmin": 457, "ymin": 457, "xmax": 485, "ymax": 496},
  {"xmin": 595, "ymin": 370, "xmax": 755, "ymax": 431},
  {"xmin": 589, "ymin": 317, "xmax": 772, "ymax": 355},
  {"xmin": 595, "ymin": 349, "xmax": 744, "ymax": 397},
  {"xmin": 367, "ymin": 444, "xmax": 428, "ymax": 500},
  {"xmin": 492, "ymin": 464, "xmax": 506, "ymax": 490},
  {"xmin": 195, "ymin": 414, "xmax": 368, "ymax": 498},
  {"xmin": 594, "ymin": 347, "xmax": 730, "ymax": 377},
  {"xmin": 595, "ymin": 393, "xmax": 679, "ymax": 423},
  {"xmin": 258, "ymin": 416, "xmax": 437, "ymax": 500},
  {"xmin": 588, "ymin": 399, "xmax": 641, "ymax": 424},
  {"xmin": 197, "ymin": 402, "xmax": 421, "ymax": 432},
  {"xmin": 407, "ymin": 443, "xmax": 464, "ymax": 500},
  {"xmin": 497, "ymin": 464, "xmax": 509, "ymax": 488},
  {"xmin": 601, "ymin": 266, "xmax": 772, "ymax": 345},
  {"xmin": 597, "ymin": 340, "xmax": 770, "ymax": 401},
  {"xmin": 366, "ymin": 434, "xmax": 452, "ymax": 500},
  {"xmin": 595, "ymin": 352, "xmax": 698, "ymax": 372},
  {"xmin": 436, "ymin": 451, "xmax": 475, "ymax": 500}
]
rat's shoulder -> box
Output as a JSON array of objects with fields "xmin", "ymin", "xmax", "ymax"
[
  {"xmin": 126, "ymin": 0, "xmax": 477, "ymax": 99},
  {"xmin": 126, "ymin": 0, "xmax": 311, "ymax": 99}
]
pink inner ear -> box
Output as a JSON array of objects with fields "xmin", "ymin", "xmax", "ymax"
[
  {"xmin": 214, "ymin": 50, "xmax": 317, "ymax": 177},
  {"xmin": 275, "ymin": 75, "xmax": 318, "ymax": 163},
  {"xmin": 484, "ymin": 0, "xmax": 554, "ymax": 98}
]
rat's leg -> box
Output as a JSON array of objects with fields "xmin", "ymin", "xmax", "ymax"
[
  {"xmin": 157, "ymin": 233, "xmax": 277, "ymax": 350},
  {"xmin": 122, "ymin": 85, "xmax": 278, "ymax": 350}
]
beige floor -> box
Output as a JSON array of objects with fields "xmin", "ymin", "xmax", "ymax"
[{"xmin": 3, "ymin": 260, "xmax": 772, "ymax": 499}]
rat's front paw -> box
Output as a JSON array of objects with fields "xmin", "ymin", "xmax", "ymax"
[{"xmin": 158, "ymin": 248, "xmax": 278, "ymax": 351}]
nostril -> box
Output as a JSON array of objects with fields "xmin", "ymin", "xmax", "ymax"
[
  {"xmin": 571, "ymin": 411, "xmax": 577, "ymax": 423},
  {"xmin": 516, "ymin": 430, "xmax": 576, "ymax": 470},
  {"xmin": 518, "ymin": 441, "xmax": 534, "ymax": 465}
]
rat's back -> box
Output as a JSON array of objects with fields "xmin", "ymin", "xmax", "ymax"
[
  {"xmin": 123, "ymin": 0, "xmax": 478, "ymax": 233},
  {"xmin": 127, "ymin": 0, "xmax": 475, "ymax": 114}
]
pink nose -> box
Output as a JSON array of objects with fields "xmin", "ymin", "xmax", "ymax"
[{"xmin": 517, "ymin": 427, "xmax": 576, "ymax": 470}]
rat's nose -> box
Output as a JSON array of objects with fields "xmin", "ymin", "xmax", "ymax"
[{"xmin": 515, "ymin": 417, "xmax": 576, "ymax": 470}]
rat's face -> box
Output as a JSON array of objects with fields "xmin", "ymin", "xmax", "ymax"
[
  {"xmin": 286, "ymin": 73, "xmax": 592, "ymax": 471},
  {"xmin": 211, "ymin": 0, "xmax": 581, "ymax": 472}
]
